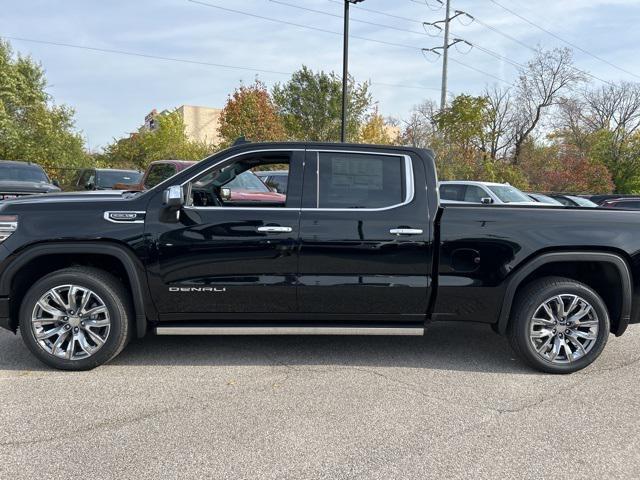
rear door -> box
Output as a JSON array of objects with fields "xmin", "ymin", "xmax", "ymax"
[{"xmin": 297, "ymin": 148, "xmax": 433, "ymax": 320}]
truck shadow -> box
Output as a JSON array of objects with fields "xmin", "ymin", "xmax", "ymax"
[
  {"xmin": 0, "ymin": 322, "xmax": 532, "ymax": 374},
  {"xmin": 112, "ymin": 321, "xmax": 530, "ymax": 374}
]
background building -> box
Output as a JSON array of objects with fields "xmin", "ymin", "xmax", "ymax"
[{"xmin": 144, "ymin": 105, "xmax": 222, "ymax": 145}]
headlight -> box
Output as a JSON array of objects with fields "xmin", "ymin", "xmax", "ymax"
[{"xmin": 0, "ymin": 215, "xmax": 18, "ymax": 242}]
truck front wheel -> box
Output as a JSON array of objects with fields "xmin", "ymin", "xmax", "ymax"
[
  {"xmin": 508, "ymin": 276, "xmax": 610, "ymax": 374},
  {"xmin": 19, "ymin": 267, "xmax": 132, "ymax": 370}
]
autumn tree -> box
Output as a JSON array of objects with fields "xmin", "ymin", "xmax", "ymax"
[
  {"xmin": 217, "ymin": 80, "xmax": 285, "ymax": 147},
  {"xmin": 272, "ymin": 66, "xmax": 373, "ymax": 142},
  {"xmin": 359, "ymin": 109, "xmax": 397, "ymax": 145},
  {"xmin": 0, "ymin": 40, "xmax": 87, "ymax": 177}
]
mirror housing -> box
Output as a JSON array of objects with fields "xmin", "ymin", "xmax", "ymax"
[
  {"xmin": 220, "ymin": 187, "xmax": 231, "ymax": 201},
  {"xmin": 163, "ymin": 185, "xmax": 184, "ymax": 208},
  {"xmin": 52, "ymin": 179, "xmax": 60, "ymax": 188},
  {"xmin": 480, "ymin": 197, "xmax": 494, "ymax": 205}
]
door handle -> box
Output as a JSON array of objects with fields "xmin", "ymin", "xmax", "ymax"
[
  {"xmin": 390, "ymin": 228, "xmax": 423, "ymax": 236},
  {"xmin": 257, "ymin": 226, "xmax": 293, "ymax": 233}
]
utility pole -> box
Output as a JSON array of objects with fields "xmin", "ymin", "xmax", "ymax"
[
  {"xmin": 440, "ymin": 0, "xmax": 451, "ymax": 111},
  {"xmin": 422, "ymin": 3, "xmax": 471, "ymax": 111},
  {"xmin": 341, "ymin": 0, "xmax": 365, "ymax": 143}
]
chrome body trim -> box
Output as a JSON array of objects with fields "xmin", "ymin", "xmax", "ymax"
[
  {"xmin": 181, "ymin": 148, "xmax": 416, "ymax": 212},
  {"xmin": 155, "ymin": 326, "xmax": 424, "ymax": 336},
  {"xmin": 103, "ymin": 211, "xmax": 146, "ymax": 224}
]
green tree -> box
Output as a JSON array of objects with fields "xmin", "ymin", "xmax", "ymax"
[
  {"xmin": 589, "ymin": 129, "xmax": 640, "ymax": 193},
  {"xmin": 0, "ymin": 40, "xmax": 87, "ymax": 177},
  {"xmin": 101, "ymin": 111, "xmax": 213, "ymax": 170},
  {"xmin": 218, "ymin": 80, "xmax": 285, "ymax": 147},
  {"xmin": 272, "ymin": 66, "xmax": 373, "ymax": 142}
]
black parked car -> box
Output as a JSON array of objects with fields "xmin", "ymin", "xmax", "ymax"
[
  {"xmin": 0, "ymin": 160, "xmax": 61, "ymax": 200},
  {"xmin": 584, "ymin": 194, "xmax": 640, "ymax": 206},
  {"xmin": 73, "ymin": 168, "xmax": 142, "ymax": 191}
]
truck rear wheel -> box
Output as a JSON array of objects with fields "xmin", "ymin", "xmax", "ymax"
[
  {"xmin": 508, "ymin": 276, "xmax": 609, "ymax": 374},
  {"xmin": 19, "ymin": 267, "xmax": 132, "ymax": 370}
]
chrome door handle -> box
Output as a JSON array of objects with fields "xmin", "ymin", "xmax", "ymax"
[
  {"xmin": 390, "ymin": 228, "xmax": 423, "ymax": 236},
  {"xmin": 257, "ymin": 226, "xmax": 293, "ymax": 233}
]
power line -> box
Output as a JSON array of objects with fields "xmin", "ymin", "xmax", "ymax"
[
  {"xmin": 488, "ymin": 0, "xmax": 640, "ymax": 80},
  {"xmin": 268, "ymin": 0, "xmax": 427, "ymax": 36},
  {"xmin": 0, "ymin": 34, "xmax": 448, "ymax": 93},
  {"xmin": 0, "ymin": 35, "xmax": 292, "ymax": 75},
  {"xmin": 189, "ymin": 0, "xmax": 512, "ymax": 86},
  {"xmin": 325, "ymin": 0, "xmax": 423, "ymax": 25}
]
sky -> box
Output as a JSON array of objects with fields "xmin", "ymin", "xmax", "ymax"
[{"xmin": 2, "ymin": 0, "xmax": 640, "ymax": 150}]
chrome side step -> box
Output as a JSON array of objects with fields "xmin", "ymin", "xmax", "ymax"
[{"xmin": 155, "ymin": 326, "xmax": 424, "ymax": 336}]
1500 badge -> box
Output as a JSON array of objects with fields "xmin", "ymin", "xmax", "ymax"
[{"xmin": 169, "ymin": 287, "xmax": 226, "ymax": 292}]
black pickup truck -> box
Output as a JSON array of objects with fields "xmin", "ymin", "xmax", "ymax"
[{"xmin": 0, "ymin": 142, "xmax": 636, "ymax": 373}]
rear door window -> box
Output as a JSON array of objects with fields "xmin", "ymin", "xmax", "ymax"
[{"xmin": 316, "ymin": 152, "xmax": 405, "ymax": 209}]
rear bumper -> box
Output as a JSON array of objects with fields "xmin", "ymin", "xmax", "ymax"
[{"xmin": 0, "ymin": 297, "xmax": 13, "ymax": 333}]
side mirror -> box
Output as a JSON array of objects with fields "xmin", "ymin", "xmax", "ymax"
[
  {"xmin": 220, "ymin": 187, "xmax": 231, "ymax": 201},
  {"xmin": 480, "ymin": 197, "xmax": 494, "ymax": 205},
  {"xmin": 85, "ymin": 182, "xmax": 94, "ymax": 190},
  {"xmin": 52, "ymin": 179, "xmax": 60, "ymax": 188},
  {"xmin": 163, "ymin": 185, "xmax": 184, "ymax": 208}
]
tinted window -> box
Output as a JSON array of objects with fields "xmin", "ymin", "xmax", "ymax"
[
  {"xmin": 318, "ymin": 153, "xmax": 404, "ymax": 209},
  {"xmin": 266, "ymin": 174, "xmax": 288, "ymax": 194},
  {"xmin": 77, "ymin": 170, "xmax": 93, "ymax": 187},
  {"xmin": 145, "ymin": 164, "xmax": 177, "ymax": 189},
  {"xmin": 464, "ymin": 185, "xmax": 486, "ymax": 203},
  {"xmin": 97, "ymin": 170, "xmax": 142, "ymax": 189},
  {"xmin": 619, "ymin": 201, "xmax": 640, "ymax": 209},
  {"xmin": 0, "ymin": 163, "xmax": 49, "ymax": 183},
  {"xmin": 439, "ymin": 184, "xmax": 465, "ymax": 201}
]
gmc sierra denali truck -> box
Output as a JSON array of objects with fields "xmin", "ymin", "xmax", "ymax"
[{"xmin": 0, "ymin": 143, "xmax": 636, "ymax": 373}]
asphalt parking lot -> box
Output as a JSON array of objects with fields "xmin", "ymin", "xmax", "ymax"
[{"xmin": 1, "ymin": 321, "xmax": 640, "ymax": 479}]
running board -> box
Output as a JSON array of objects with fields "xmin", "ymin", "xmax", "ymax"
[{"xmin": 155, "ymin": 326, "xmax": 424, "ymax": 336}]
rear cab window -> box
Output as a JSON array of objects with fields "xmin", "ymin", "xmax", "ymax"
[{"xmin": 316, "ymin": 152, "xmax": 406, "ymax": 209}]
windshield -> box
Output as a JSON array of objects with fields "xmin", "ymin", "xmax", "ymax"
[
  {"xmin": 488, "ymin": 185, "xmax": 532, "ymax": 203},
  {"xmin": 0, "ymin": 163, "xmax": 49, "ymax": 183},
  {"xmin": 227, "ymin": 171, "xmax": 269, "ymax": 192},
  {"xmin": 568, "ymin": 196, "xmax": 598, "ymax": 207},
  {"xmin": 97, "ymin": 170, "xmax": 142, "ymax": 188}
]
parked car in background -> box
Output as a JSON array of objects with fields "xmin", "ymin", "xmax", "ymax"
[
  {"xmin": 548, "ymin": 194, "xmax": 599, "ymax": 208},
  {"xmin": 439, "ymin": 181, "xmax": 540, "ymax": 205},
  {"xmin": 527, "ymin": 193, "xmax": 563, "ymax": 205},
  {"xmin": 600, "ymin": 198, "xmax": 640, "ymax": 210},
  {"xmin": 255, "ymin": 170, "xmax": 289, "ymax": 194},
  {"xmin": 73, "ymin": 168, "xmax": 142, "ymax": 191},
  {"xmin": 113, "ymin": 160, "xmax": 196, "ymax": 191},
  {"xmin": 584, "ymin": 194, "xmax": 640, "ymax": 206},
  {"xmin": 0, "ymin": 160, "xmax": 60, "ymax": 200}
]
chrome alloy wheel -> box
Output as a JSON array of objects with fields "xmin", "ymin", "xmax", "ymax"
[
  {"xmin": 529, "ymin": 294, "xmax": 599, "ymax": 365},
  {"xmin": 31, "ymin": 284, "xmax": 111, "ymax": 360}
]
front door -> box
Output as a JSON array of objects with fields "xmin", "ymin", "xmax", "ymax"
[
  {"xmin": 150, "ymin": 149, "xmax": 303, "ymax": 318},
  {"xmin": 297, "ymin": 149, "xmax": 433, "ymax": 321}
]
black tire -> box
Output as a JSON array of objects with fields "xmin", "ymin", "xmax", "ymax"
[
  {"xmin": 19, "ymin": 267, "xmax": 132, "ymax": 370},
  {"xmin": 508, "ymin": 276, "xmax": 610, "ymax": 374}
]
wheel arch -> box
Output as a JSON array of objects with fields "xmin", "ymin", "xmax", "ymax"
[
  {"xmin": 497, "ymin": 251, "xmax": 632, "ymax": 336},
  {"xmin": 1, "ymin": 241, "xmax": 155, "ymax": 337}
]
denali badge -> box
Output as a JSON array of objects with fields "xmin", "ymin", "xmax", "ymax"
[{"xmin": 169, "ymin": 287, "xmax": 226, "ymax": 293}]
